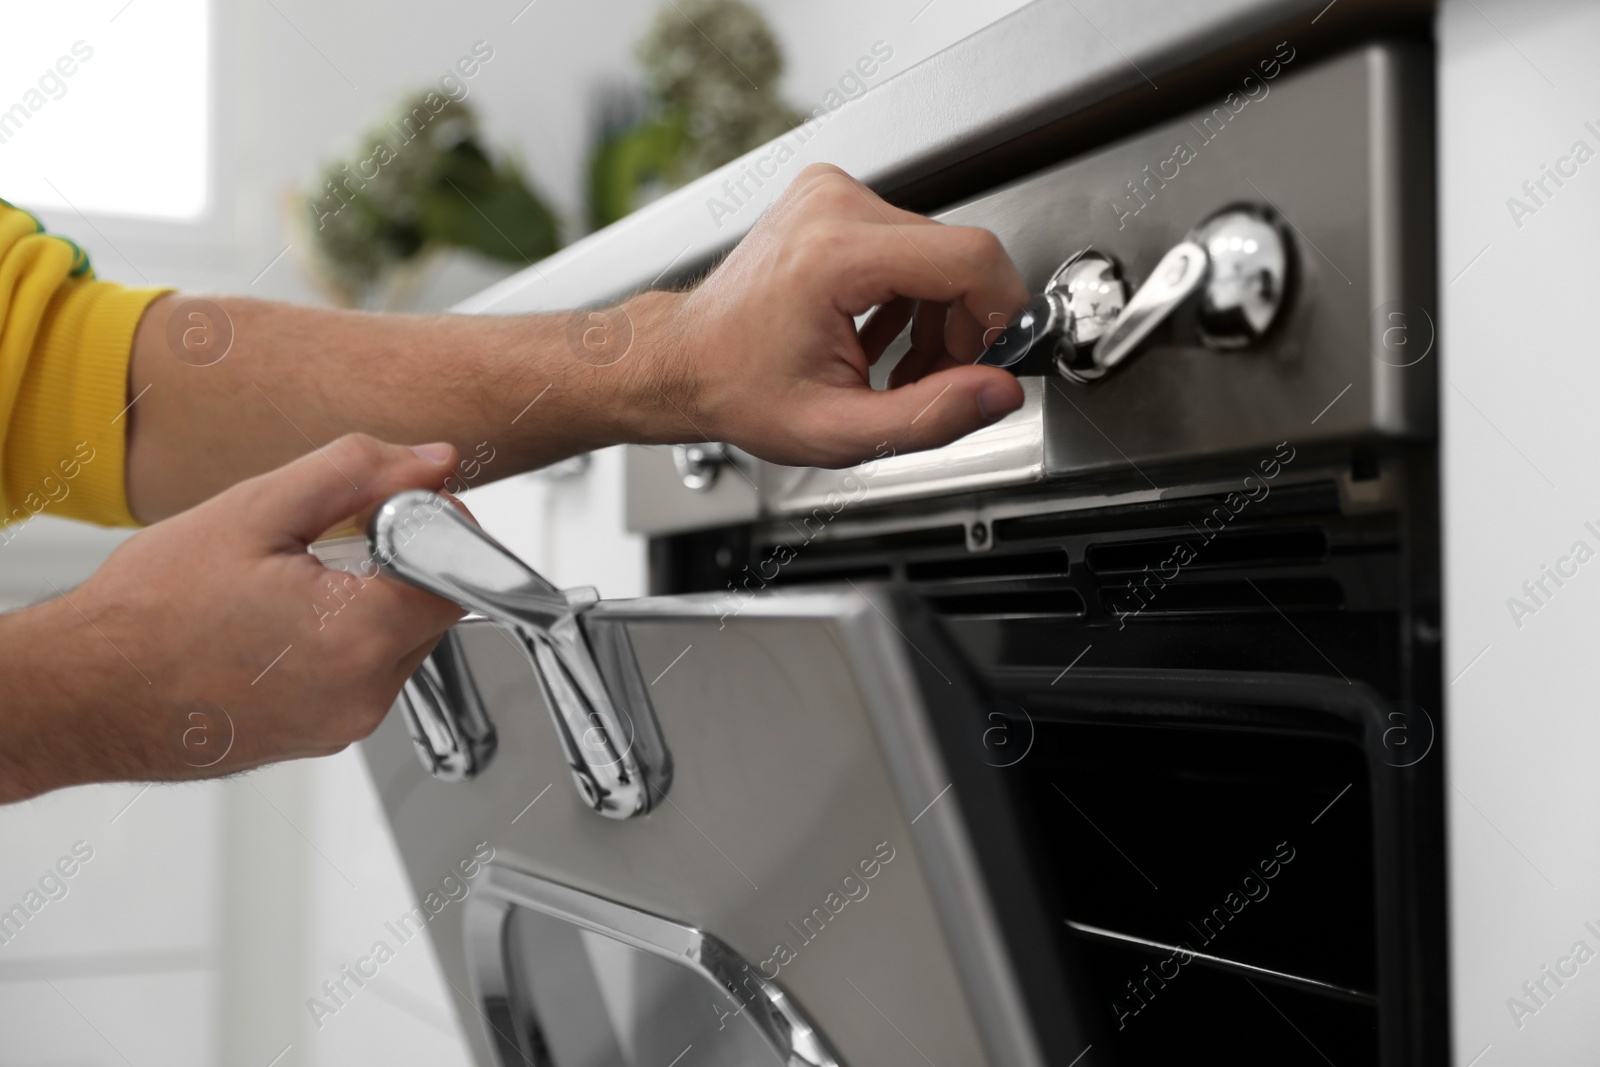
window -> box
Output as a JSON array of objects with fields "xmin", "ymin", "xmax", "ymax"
[{"xmin": 0, "ymin": 1, "xmax": 210, "ymax": 220}]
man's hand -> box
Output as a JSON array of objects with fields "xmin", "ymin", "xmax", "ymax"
[
  {"xmin": 652, "ymin": 164, "xmax": 1030, "ymax": 468},
  {"xmin": 0, "ymin": 168, "xmax": 1031, "ymax": 801},
  {"xmin": 0, "ymin": 434, "xmax": 463, "ymax": 802},
  {"xmin": 123, "ymin": 165, "xmax": 1026, "ymax": 519}
]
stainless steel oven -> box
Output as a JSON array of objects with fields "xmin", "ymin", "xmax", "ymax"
[{"xmin": 352, "ymin": 5, "xmax": 1461, "ymax": 1065}]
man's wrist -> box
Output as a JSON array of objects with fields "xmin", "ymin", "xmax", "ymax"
[
  {"xmin": 0, "ymin": 602, "xmax": 93, "ymax": 802},
  {"xmin": 611, "ymin": 289, "xmax": 703, "ymax": 446},
  {"xmin": 0, "ymin": 594, "xmax": 177, "ymax": 803}
]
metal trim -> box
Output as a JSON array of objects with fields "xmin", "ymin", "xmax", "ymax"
[
  {"xmin": 769, "ymin": 377, "xmax": 1049, "ymax": 518},
  {"xmin": 1064, "ymin": 920, "xmax": 1378, "ymax": 1006},
  {"xmin": 580, "ymin": 587, "xmax": 1052, "ymax": 1067},
  {"xmin": 464, "ymin": 863, "xmax": 843, "ymax": 1067},
  {"xmin": 835, "ymin": 593, "xmax": 1053, "ymax": 1067},
  {"xmin": 748, "ymin": 461, "xmax": 1365, "ymax": 552}
]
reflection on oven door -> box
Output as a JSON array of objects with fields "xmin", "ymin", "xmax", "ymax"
[
  {"xmin": 468, "ymin": 863, "xmax": 831, "ymax": 1067},
  {"xmin": 499, "ymin": 906, "xmax": 786, "ymax": 1067},
  {"xmin": 360, "ymin": 588, "xmax": 1088, "ymax": 1067}
]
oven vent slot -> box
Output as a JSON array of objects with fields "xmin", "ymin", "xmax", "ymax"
[
  {"xmin": 996, "ymin": 483, "xmax": 1343, "ymax": 542},
  {"xmin": 1098, "ymin": 577, "xmax": 1343, "ymax": 616},
  {"xmin": 906, "ymin": 548, "xmax": 1070, "ymax": 583},
  {"xmin": 768, "ymin": 563, "xmax": 892, "ymax": 586},
  {"xmin": 928, "ymin": 588, "xmax": 1086, "ymax": 617},
  {"xmin": 762, "ymin": 523, "xmax": 966, "ymax": 561},
  {"xmin": 1087, "ymin": 528, "xmax": 1329, "ymax": 575}
]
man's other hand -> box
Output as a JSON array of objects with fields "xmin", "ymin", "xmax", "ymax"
[{"xmin": 0, "ymin": 434, "xmax": 464, "ymax": 801}]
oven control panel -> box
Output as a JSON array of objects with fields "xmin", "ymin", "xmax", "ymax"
[
  {"xmin": 979, "ymin": 204, "xmax": 1290, "ymax": 382},
  {"xmin": 626, "ymin": 42, "xmax": 1435, "ymax": 531}
]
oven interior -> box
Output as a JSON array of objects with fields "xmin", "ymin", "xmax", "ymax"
[{"xmin": 650, "ymin": 448, "xmax": 1444, "ymax": 1065}]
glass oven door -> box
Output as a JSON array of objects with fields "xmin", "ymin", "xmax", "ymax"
[{"xmin": 345, "ymin": 496, "xmax": 1087, "ymax": 1067}]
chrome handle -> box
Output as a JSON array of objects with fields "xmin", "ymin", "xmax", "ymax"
[
  {"xmin": 1078, "ymin": 204, "xmax": 1290, "ymax": 381},
  {"xmin": 370, "ymin": 491, "xmax": 671, "ymax": 818},
  {"xmin": 1086, "ymin": 239, "xmax": 1210, "ymax": 377},
  {"xmin": 396, "ymin": 628, "xmax": 497, "ymax": 782},
  {"xmin": 371, "ymin": 493, "xmax": 570, "ymax": 628}
]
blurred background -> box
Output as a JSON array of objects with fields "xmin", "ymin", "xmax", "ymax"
[{"xmin": 0, "ymin": 1, "xmax": 1030, "ymax": 1064}]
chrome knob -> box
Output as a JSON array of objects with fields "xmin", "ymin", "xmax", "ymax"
[
  {"xmin": 1191, "ymin": 206, "xmax": 1290, "ymax": 349},
  {"xmin": 369, "ymin": 492, "xmax": 672, "ymax": 818},
  {"xmin": 1082, "ymin": 204, "xmax": 1291, "ymax": 380},
  {"xmin": 978, "ymin": 250, "xmax": 1127, "ymax": 371},
  {"xmin": 671, "ymin": 441, "xmax": 728, "ymax": 491}
]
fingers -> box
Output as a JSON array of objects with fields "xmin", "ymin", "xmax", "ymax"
[
  {"xmin": 392, "ymin": 631, "xmax": 448, "ymax": 683},
  {"xmin": 887, "ymin": 301, "xmax": 951, "ymax": 389},
  {"xmin": 304, "ymin": 541, "xmax": 463, "ymax": 625},
  {"xmin": 946, "ymin": 301, "xmax": 998, "ymax": 359},
  {"xmin": 358, "ymin": 598, "xmax": 464, "ymax": 687},
  {"xmin": 375, "ymin": 581, "xmax": 466, "ymax": 650},
  {"xmin": 258, "ymin": 434, "xmax": 468, "ymax": 652},
  {"xmin": 884, "ymin": 301, "xmax": 1004, "ymax": 390},
  {"xmin": 779, "ymin": 167, "xmax": 1028, "ymax": 357},
  {"xmin": 684, "ymin": 164, "xmax": 1035, "ymax": 470},
  {"xmin": 800, "ymin": 222, "xmax": 1029, "ymax": 360},
  {"xmin": 234, "ymin": 434, "xmax": 459, "ymax": 548},
  {"xmin": 786, "ymin": 164, "xmax": 942, "ymax": 233},
  {"xmin": 808, "ymin": 364, "xmax": 1024, "ymax": 463},
  {"xmin": 859, "ymin": 296, "xmax": 914, "ymax": 364}
]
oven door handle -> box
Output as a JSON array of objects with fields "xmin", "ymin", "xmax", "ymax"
[
  {"xmin": 394, "ymin": 626, "xmax": 498, "ymax": 782},
  {"xmin": 369, "ymin": 490, "xmax": 672, "ymax": 818}
]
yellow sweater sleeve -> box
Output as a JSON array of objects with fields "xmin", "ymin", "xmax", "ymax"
[{"xmin": 0, "ymin": 200, "xmax": 170, "ymax": 528}]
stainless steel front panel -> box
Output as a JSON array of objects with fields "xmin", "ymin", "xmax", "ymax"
[
  {"xmin": 361, "ymin": 590, "xmax": 1041, "ymax": 1067},
  {"xmin": 630, "ymin": 42, "xmax": 1435, "ymax": 533}
]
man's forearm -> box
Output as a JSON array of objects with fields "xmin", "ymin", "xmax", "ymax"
[
  {"xmin": 122, "ymin": 165, "xmax": 1029, "ymax": 522},
  {"xmin": 0, "ymin": 600, "xmax": 132, "ymax": 803},
  {"xmin": 125, "ymin": 290, "xmax": 690, "ymax": 521}
]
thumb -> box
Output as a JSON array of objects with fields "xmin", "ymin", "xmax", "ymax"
[
  {"xmin": 823, "ymin": 366, "xmax": 1024, "ymax": 460},
  {"xmin": 235, "ymin": 433, "xmax": 459, "ymax": 547}
]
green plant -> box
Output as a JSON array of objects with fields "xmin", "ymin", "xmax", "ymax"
[
  {"xmin": 588, "ymin": 0, "xmax": 801, "ymax": 230},
  {"xmin": 303, "ymin": 92, "xmax": 559, "ymax": 305}
]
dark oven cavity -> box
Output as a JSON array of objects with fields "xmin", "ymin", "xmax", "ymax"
[{"xmin": 652, "ymin": 448, "xmax": 1445, "ymax": 1066}]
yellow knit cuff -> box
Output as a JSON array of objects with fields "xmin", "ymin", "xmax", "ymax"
[{"xmin": 3, "ymin": 283, "xmax": 170, "ymax": 528}]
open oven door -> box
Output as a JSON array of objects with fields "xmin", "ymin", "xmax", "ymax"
[{"xmin": 330, "ymin": 490, "xmax": 1096, "ymax": 1067}]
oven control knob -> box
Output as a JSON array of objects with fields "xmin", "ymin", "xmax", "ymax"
[
  {"xmin": 978, "ymin": 250, "xmax": 1127, "ymax": 370},
  {"xmin": 672, "ymin": 441, "xmax": 728, "ymax": 491},
  {"xmin": 1076, "ymin": 239, "xmax": 1209, "ymax": 382},
  {"xmin": 1191, "ymin": 206, "xmax": 1291, "ymax": 350},
  {"xmin": 1072, "ymin": 204, "xmax": 1291, "ymax": 382}
]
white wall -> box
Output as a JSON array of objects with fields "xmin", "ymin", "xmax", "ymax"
[
  {"xmin": 1440, "ymin": 0, "xmax": 1600, "ymax": 1063},
  {"xmin": 0, "ymin": 2, "xmax": 1032, "ymax": 1065}
]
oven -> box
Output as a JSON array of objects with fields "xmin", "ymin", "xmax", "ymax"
[
  {"xmin": 637, "ymin": 36, "xmax": 1444, "ymax": 1066},
  {"xmin": 350, "ymin": 5, "xmax": 1457, "ymax": 1066}
]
